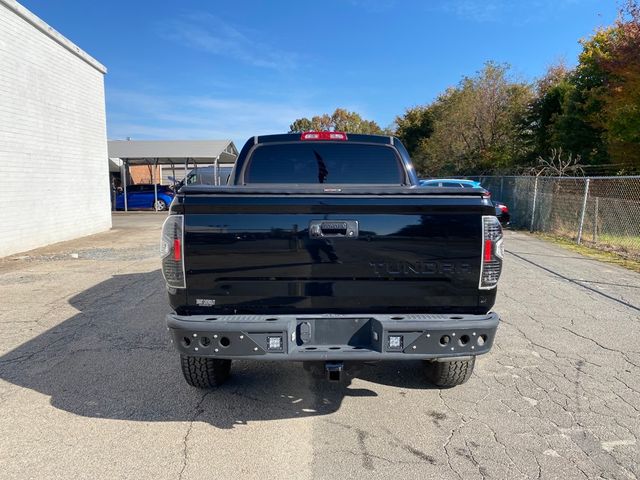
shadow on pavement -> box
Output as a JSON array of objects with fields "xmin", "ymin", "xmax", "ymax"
[{"xmin": 0, "ymin": 270, "xmax": 436, "ymax": 429}]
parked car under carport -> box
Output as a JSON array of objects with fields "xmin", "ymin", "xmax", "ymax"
[{"xmin": 114, "ymin": 184, "xmax": 174, "ymax": 211}]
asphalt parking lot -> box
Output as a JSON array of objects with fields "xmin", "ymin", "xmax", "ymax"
[{"xmin": 1, "ymin": 213, "xmax": 639, "ymax": 480}]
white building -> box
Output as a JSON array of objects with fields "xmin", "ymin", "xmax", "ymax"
[{"xmin": 0, "ymin": 0, "xmax": 110, "ymax": 257}]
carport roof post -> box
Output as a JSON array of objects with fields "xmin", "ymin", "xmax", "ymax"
[{"xmin": 107, "ymin": 139, "xmax": 238, "ymax": 165}]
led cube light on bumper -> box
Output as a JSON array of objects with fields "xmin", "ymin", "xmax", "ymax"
[
  {"xmin": 267, "ymin": 336, "xmax": 284, "ymax": 351},
  {"xmin": 388, "ymin": 335, "xmax": 403, "ymax": 350}
]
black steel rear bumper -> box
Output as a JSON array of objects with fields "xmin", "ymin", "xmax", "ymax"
[{"xmin": 167, "ymin": 312, "xmax": 499, "ymax": 361}]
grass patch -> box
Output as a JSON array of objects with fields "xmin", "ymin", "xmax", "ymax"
[
  {"xmin": 531, "ymin": 232, "xmax": 640, "ymax": 274},
  {"xmin": 595, "ymin": 233, "xmax": 640, "ymax": 248}
]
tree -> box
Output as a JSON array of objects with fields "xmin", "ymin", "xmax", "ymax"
[
  {"xmin": 521, "ymin": 64, "xmax": 606, "ymax": 167},
  {"xmin": 289, "ymin": 108, "xmax": 385, "ymax": 134},
  {"xmin": 394, "ymin": 106, "xmax": 434, "ymax": 157},
  {"xmin": 519, "ymin": 62, "xmax": 571, "ymax": 163},
  {"xmin": 521, "ymin": 1, "xmax": 640, "ymax": 171},
  {"xmin": 527, "ymin": 148, "xmax": 585, "ymax": 177},
  {"xmin": 594, "ymin": 0, "xmax": 640, "ymax": 167},
  {"xmin": 416, "ymin": 62, "xmax": 533, "ymax": 175}
]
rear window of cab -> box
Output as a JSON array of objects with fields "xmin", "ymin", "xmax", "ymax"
[{"xmin": 243, "ymin": 143, "xmax": 405, "ymax": 184}]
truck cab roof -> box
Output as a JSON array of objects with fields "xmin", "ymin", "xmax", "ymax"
[
  {"xmin": 231, "ymin": 132, "xmax": 418, "ymax": 186},
  {"xmin": 254, "ymin": 132, "xmax": 397, "ymax": 145}
]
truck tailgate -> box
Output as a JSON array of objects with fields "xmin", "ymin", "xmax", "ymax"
[{"xmin": 180, "ymin": 193, "xmax": 495, "ymax": 315}]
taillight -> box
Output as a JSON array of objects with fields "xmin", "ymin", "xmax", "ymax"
[
  {"xmin": 479, "ymin": 216, "xmax": 503, "ymax": 289},
  {"xmin": 301, "ymin": 131, "xmax": 348, "ymax": 141},
  {"xmin": 498, "ymin": 204, "xmax": 508, "ymax": 213},
  {"xmin": 173, "ymin": 239, "xmax": 182, "ymax": 261},
  {"xmin": 161, "ymin": 215, "xmax": 185, "ymax": 288},
  {"xmin": 483, "ymin": 239, "xmax": 492, "ymax": 262}
]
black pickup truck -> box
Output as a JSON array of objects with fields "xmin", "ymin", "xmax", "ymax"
[{"xmin": 161, "ymin": 132, "xmax": 503, "ymax": 388}]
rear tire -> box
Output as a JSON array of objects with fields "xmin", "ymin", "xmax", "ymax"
[
  {"xmin": 180, "ymin": 355, "xmax": 231, "ymax": 388},
  {"xmin": 426, "ymin": 357, "xmax": 475, "ymax": 388}
]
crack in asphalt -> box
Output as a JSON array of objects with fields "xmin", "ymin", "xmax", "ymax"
[
  {"xmin": 178, "ymin": 391, "xmax": 211, "ymax": 480},
  {"xmin": 355, "ymin": 428, "xmax": 374, "ymax": 470},
  {"xmin": 506, "ymin": 250, "xmax": 640, "ymax": 313},
  {"xmin": 463, "ymin": 439, "xmax": 488, "ymax": 480},
  {"xmin": 561, "ymin": 325, "xmax": 640, "ymax": 368},
  {"xmin": 0, "ymin": 333, "xmax": 76, "ymax": 368},
  {"xmin": 323, "ymin": 448, "xmax": 420, "ymax": 467}
]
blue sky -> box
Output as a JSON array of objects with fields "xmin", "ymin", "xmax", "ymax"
[{"xmin": 22, "ymin": 0, "xmax": 618, "ymax": 146}]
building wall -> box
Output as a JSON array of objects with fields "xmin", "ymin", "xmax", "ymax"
[
  {"xmin": 128, "ymin": 165, "xmax": 161, "ymax": 185},
  {"xmin": 0, "ymin": 0, "xmax": 111, "ymax": 257}
]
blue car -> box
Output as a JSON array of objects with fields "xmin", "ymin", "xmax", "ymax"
[
  {"xmin": 418, "ymin": 178, "xmax": 483, "ymax": 188},
  {"xmin": 115, "ymin": 184, "xmax": 175, "ymax": 211}
]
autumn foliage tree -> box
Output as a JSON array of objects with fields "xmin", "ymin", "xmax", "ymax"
[
  {"xmin": 521, "ymin": 1, "xmax": 640, "ymax": 173},
  {"xmin": 596, "ymin": 1, "xmax": 640, "ymax": 167}
]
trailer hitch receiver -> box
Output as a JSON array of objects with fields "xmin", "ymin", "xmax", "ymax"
[{"xmin": 325, "ymin": 361, "xmax": 344, "ymax": 382}]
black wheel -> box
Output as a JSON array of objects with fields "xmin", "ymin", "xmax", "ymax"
[
  {"xmin": 180, "ymin": 355, "xmax": 231, "ymax": 388},
  {"xmin": 426, "ymin": 357, "xmax": 475, "ymax": 388},
  {"xmin": 154, "ymin": 199, "xmax": 168, "ymax": 211}
]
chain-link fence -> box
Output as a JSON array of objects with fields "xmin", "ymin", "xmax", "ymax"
[{"xmin": 469, "ymin": 176, "xmax": 640, "ymax": 260}]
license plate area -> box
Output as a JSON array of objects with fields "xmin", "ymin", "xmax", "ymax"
[{"xmin": 296, "ymin": 318, "xmax": 375, "ymax": 348}]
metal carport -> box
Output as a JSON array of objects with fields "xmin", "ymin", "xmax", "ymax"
[{"xmin": 107, "ymin": 140, "xmax": 238, "ymax": 212}]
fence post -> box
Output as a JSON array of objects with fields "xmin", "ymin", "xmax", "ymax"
[
  {"xmin": 593, "ymin": 197, "xmax": 598, "ymax": 243},
  {"xmin": 530, "ymin": 176, "xmax": 539, "ymax": 232},
  {"xmin": 500, "ymin": 177, "xmax": 504, "ymax": 200},
  {"xmin": 577, "ymin": 178, "xmax": 590, "ymax": 244}
]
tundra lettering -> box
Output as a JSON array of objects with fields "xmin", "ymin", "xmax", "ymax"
[{"xmin": 369, "ymin": 261, "xmax": 472, "ymax": 276}]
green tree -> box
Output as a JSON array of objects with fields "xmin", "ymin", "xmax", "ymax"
[
  {"xmin": 394, "ymin": 106, "xmax": 434, "ymax": 157},
  {"xmin": 417, "ymin": 62, "xmax": 533, "ymax": 175},
  {"xmin": 520, "ymin": 61, "xmax": 606, "ymax": 167},
  {"xmin": 289, "ymin": 108, "xmax": 384, "ymax": 134},
  {"xmin": 519, "ymin": 63, "xmax": 571, "ymax": 163}
]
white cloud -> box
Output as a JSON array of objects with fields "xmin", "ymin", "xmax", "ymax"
[
  {"xmin": 445, "ymin": 1, "xmax": 501, "ymax": 22},
  {"xmin": 441, "ymin": 0, "xmax": 587, "ymax": 23},
  {"xmin": 106, "ymin": 89, "xmax": 334, "ymax": 145},
  {"xmin": 345, "ymin": 0, "xmax": 397, "ymax": 13},
  {"xmin": 159, "ymin": 13, "xmax": 298, "ymax": 70}
]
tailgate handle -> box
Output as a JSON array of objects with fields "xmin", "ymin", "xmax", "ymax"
[{"xmin": 309, "ymin": 220, "xmax": 358, "ymax": 238}]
